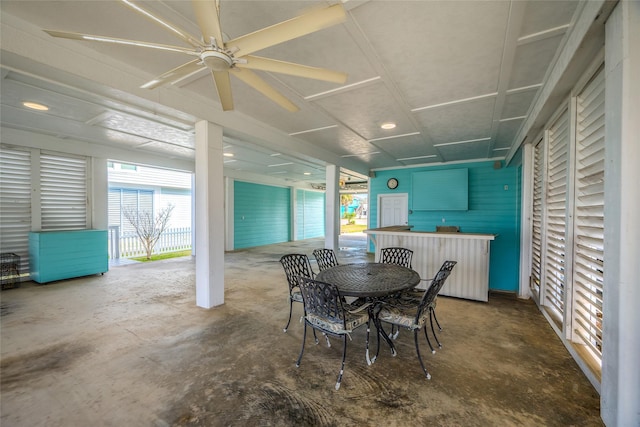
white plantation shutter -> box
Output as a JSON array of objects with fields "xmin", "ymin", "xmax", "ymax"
[
  {"xmin": 571, "ymin": 68, "xmax": 605, "ymax": 363},
  {"xmin": 543, "ymin": 110, "xmax": 569, "ymax": 322},
  {"xmin": 0, "ymin": 146, "xmax": 32, "ymax": 274},
  {"xmin": 40, "ymin": 151, "xmax": 88, "ymax": 230},
  {"xmin": 530, "ymin": 139, "xmax": 544, "ymax": 298}
]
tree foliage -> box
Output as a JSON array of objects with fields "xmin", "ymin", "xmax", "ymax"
[
  {"xmin": 340, "ymin": 194, "xmax": 354, "ymax": 208},
  {"xmin": 123, "ymin": 204, "xmax": 174, "ymax": 260}
]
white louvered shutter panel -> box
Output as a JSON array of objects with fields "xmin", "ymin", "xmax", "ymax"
[
  {"xmin": 0, "ymin": 146, "xmax": 32, "ymax": 274},
  {"xmin": 40, "ymin": 151, "xmax": 88, "ymax": 230},
  {"xmin": 544, "ymin": 110, "xmax": 569, "ymax": 322},
  {"xmin": 571, "ymin": 68, "xmax": 605, "ymax": 363},
  {"xmin": 530, "ymin": 139, "xmax": 544, "ymax": 299}
]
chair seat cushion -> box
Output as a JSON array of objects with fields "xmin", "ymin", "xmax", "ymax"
[
  {"xmin": 306, "ymin": 309, "xmax": 369, "ymax": 335},
  {"xmin": 378, "ymin": 295, "xmax": 429, "ymax": 330}
]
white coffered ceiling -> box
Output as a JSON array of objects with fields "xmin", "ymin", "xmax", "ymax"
[{"xmin": 0, "ymin": 1, "xmax": 591, "ymax": 187}]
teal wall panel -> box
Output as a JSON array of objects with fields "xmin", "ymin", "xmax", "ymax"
[
  {"xmin": 296, "ymin": 190, "xmax": 325, "ymax": 240},
  {"xmin": 370, "ymin": 160, "xmax": 521, "ymax": 293},
  {"xmin": 234, "ymin": 181, "xmax": 290, "ymax": 249}
]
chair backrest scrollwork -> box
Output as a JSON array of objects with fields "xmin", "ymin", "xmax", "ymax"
[
  {"xmin": 312, "ymin": 248, "xmax": 339, "ymax": 272},
  {"xmin": 279, "ymin": 254, "xmax": 315, "ymax": 292},
  {"xmin": 416, "ymin": 260, "xmax": 457, "ymax": 323},
  {"xmin": 380, "ymin": 247, "xmax": 414, "ymax": 269}
]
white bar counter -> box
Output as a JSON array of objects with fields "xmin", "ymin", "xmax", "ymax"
[{"xmin": 365, "ymin": 226, "xmax": 496, "ymax": 301}]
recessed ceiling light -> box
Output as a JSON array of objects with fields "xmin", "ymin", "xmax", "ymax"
[
  {"xmin": 223, "ymin": 152, "xmax": 234, "ymax": 157},
  {"xmin": 381, "ymin": 122, "xmax": 396, "ymax": 130},
  {"xmin": 23, "ymin": 101, "xmax": 49, "ymax": 111}
]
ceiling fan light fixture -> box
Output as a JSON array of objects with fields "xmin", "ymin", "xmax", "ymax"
[
  {"xmin": 201, "ymin": 50, "xmax": 233, "ymax": 71},
  {"xmin": 381, "ymin": 122, "xmax": 396, "ymax": 130}
]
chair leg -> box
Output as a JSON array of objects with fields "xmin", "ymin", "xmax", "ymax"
[
  {"xmin": 365, "ymin": 319, "xmax": 375, "ymax": 365},
  {"xmin": 335, "ymin": 334, "xmax": 347, "ymax": 390},
  {"xmin": 414, "ymin": 329, "xmax": 432, "ymax": 380},
  {"xmin": 296, "ymin": 322, "xmax": 308, "ymax": 367},
  {"xmin": 374, "ymin": 319, "xmax": 382, "ymax": 361},
  {"xmin": 432, "ymin": 308, "xmax": 443, "ymax": 331},
  {"xmin": 283, "ymin": 298, "xmax": 294, "ymax": 333},
  {"xmin": 390, "ymin": 324, "xmax": 400, "ymax": 340},
  {"xmin": 423, "ymin": 323, "xmax": 436, "ymax": 354},
  {"xmin": 429, "ymin": 308, "xmax": 442, "ymax": 349}
]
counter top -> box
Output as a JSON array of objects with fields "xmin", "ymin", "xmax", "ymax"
[{"xmin": 364, "ymin": 226, "xmax": 496, "ymax": 240}]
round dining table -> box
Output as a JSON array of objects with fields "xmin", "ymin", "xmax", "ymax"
[
  {"xmin": 316, "ymin": 262, "xmax": 421, "ymax": 362},
  {"xmin": 315, "ymin": 262, "xmax": 421, "ymax": 298}
]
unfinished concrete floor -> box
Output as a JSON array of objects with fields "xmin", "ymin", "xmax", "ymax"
[{"xmin": 1, "ymin": 235, "xmax": 601, "ymax": 426}]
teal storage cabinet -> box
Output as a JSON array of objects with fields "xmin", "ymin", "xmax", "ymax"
[{"xmin": 29, "ymin": 229, "xmax": 108, "ymax": 283}]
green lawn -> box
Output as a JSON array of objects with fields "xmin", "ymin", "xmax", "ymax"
[
  {"xmin": 341, "ymin": 224, "xmax": 367, "ymax": 233},
  {"xmin": 131, "ymin": 250, "xmax": 191, "ymax": 262}
]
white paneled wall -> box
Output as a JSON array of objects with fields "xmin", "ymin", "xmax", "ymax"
[{"xmin": 368, "ymin": 230, "xmax": 495, "ymax": 302}]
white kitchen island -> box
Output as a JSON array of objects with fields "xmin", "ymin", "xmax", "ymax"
[{"xmin": 364, "ymin": 226, "xmax": 496, "ymax": 302}]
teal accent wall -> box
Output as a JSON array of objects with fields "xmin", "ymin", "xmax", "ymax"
[
  {"xmin": 296, "ymin": 190, "xmax": 325, "ymax": 240},
  {"xmin": 234, "ymin": 181, "xmax": 290, "ymax": 249},
  {"xmin": 370, "ymin": 160, "xmax": 521, "ymax": 293}
]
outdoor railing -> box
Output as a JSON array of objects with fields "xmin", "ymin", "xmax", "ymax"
[{"xmin": 108, "ymin": 226, "xmax": 192, "ymax": 259}]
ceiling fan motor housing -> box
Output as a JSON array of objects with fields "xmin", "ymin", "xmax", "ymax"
[{"xmin": 201, "ymin": 50, "xmax": 234, "ymax": 71}]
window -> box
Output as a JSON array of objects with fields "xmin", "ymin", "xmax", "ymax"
[
  {"xmin": 40, "ymin": 151, "xmax": 88, "ymax": 230},
  {"xmin": 529, "ymin": 65, "xmax": 605, "ymax": 377},
  {"xmin": 530, "ymin": 139, "xmax": 544, "ymax": 298},
  {"xmin": 0, "ymin": 146, "xmax": 32, "ymax": 274},
  {"xmin": 543, "ymin": 109, "xmax": 569, "ymax": 324},
  {"xmin": 571, "ymin": 67, "xmax": 605, "ymax": 364},
  {"xmin": 108, "ymin": 188, "xmax": 153, "ymax": 235}
]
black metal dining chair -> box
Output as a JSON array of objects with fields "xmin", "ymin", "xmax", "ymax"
[
  {"xmin": 312, "ymin": 248, "xmax": 339, "ymax": 271},
  {"xmin": 376, "ymin": 260, "xmax": 457, "ymax": 379},
  {"xmin": 380, "ymin": 247, "xmax": 413, "ymax": 268},
  {"xmin": 279, "ymin": 254, "xmax": 316, "ymax": 334},
  {"xmin": 296, "ymin": 276, "xmax": 371, "ymax": 390},
  {"xmin": 380, "ymin": 247, "xmax": 414, "ymax": 338}
]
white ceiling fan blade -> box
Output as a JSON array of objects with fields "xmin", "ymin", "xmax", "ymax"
[
  {"xmin": 43, "ymin": 30, "xmax": 199, "ymax": 56},
  {"xmin": 121, "ymin": 0, "xmax": 203, "ymax": 48},
  {"xmin": 192, "ymin": 0, "xmax": 224, "ymax": 48},
  {"xmin": 141, "ymin": 59, "xmax": 205, "ymax": 89},
  {"xmin": 231, "ymin": 68, "xmax": 298, "ymax": 112},
  {"xmin": 212, "ymin": 71, "xmax": 234, "ymax": 111},
  {"xmin": 226, "ymin": 3, "xmax": 346, "ymax": 57},
  {"xmin": 238, "ymin": 56, "xmax": 347, "ymax": 84}
]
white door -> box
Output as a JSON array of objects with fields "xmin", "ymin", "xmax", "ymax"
[{"xmin": 378, "ymin": 193, "xmax": 409, "ymax": 227}]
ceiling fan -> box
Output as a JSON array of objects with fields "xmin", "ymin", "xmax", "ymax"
[{"xmin": 43, "ymin": 0, "xmax": 348, "ymax": 112}]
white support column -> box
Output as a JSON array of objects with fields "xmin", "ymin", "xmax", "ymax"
[
  {"xmin": 291, "ymin": 187, "xmax": 298, "ymax": 241},
  {"xmin": 224, "ymin": 176, "xmax": 234, "ymax": 251},
  {"xmin": 325, "ymin": 164, "xmax": 340, "ymax": 250},
  {"xmin": 91, "ymin": 157, "xmax": 108, "ymax": 230},
  {"xmin": 191, "ymin": 173, "xmax": 196, "ymax": 256},
  {"xmin": 602, "ymin": 3, "xmax": 640, "ymax": 426},
  {"xmin": 194, "ymin": 120, "xmax": 225, "ymax": 308},
  {"xmin": 519, "ymin": 143, "xmax": 533, "ymax": 299}
]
